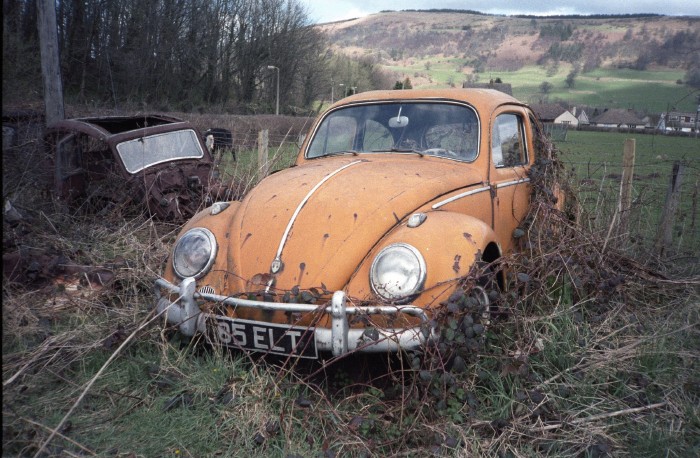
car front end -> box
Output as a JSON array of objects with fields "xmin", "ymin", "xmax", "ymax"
[{"xmin": 155, "ymin": 89, "xmax": 521, "ymax": 358}]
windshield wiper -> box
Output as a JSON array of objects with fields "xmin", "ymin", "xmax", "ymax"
[
  {"xmin": 372, "ymin": 147, "xmax": 424, "ymax": 157},
  {"xmin": 324, "ymin": 150, "xmax": 359, "ymax": 157}
]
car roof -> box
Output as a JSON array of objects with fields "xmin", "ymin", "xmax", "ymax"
[
  {"xmin": 331, "ymin": 88, "xmax": 526, "ymax": 114},
  {"xmin": 45, "ymin": 114, "xmax": 191, "ymax": 140}
]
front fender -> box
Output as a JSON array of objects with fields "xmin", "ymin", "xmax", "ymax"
[
  {"xmin": 345, "ymin": 211, "xmax": 500, "ymax": 308},
  {"xmin": 161, "ymin": 201, "xmax": 241, "ymax": 293}
]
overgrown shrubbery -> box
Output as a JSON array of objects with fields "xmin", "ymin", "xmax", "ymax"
[{"xmin": 2, "ymin": 115, "xmax": 698, "ymax": 457}]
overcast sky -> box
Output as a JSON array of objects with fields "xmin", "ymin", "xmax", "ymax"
[{"xmin": 302, "ymin": 0, "xmax": 700, "ymax": 24}]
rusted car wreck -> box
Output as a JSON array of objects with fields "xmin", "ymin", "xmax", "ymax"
[
  {"xmin": 156, "ymin": 88, "xmax": 542, "ymax": 358},
  {"xmin": 43, "ymin": 114, "xmax": 229, "ymax": 220}
]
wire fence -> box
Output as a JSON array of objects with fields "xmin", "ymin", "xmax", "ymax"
[{"xmin": 557, "ymin": 133, "xmax": 699, "ymax": 265}]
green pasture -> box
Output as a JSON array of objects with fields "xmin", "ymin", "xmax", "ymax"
[
  {"xmin": 482, "ymin": 66, "xmax": 694, "ymax": 113},
  {"xmin": 385, "ymin": 61, "xmax": 698, "ymax": 113},
  {"xmin": 386, "ymin": 56, "xmax": 464, "ymax": 86},
  {"xmin": 555, "ymin": 130, "xmax": 700, "ymax": 256}
]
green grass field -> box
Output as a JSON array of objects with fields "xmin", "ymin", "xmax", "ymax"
[
  {"xmin": 556, "ymin": 130, "xmax": 699, "ymax": 258},
  {"xmin": 385, "ymin": 61, "xmax": 697, "ymax": 113},
  {"xmin": 3, "ymin": 123, "xmax": 698, "ymax": 458}
]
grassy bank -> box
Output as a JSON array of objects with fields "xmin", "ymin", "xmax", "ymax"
[{"xmin": 3, "ymin": 120, "xmax": 698, "ymax": 457}]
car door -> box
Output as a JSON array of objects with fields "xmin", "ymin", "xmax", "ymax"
[{"xmin": 489, "ymin": 108, "xmax": 533, "ymax": 254}]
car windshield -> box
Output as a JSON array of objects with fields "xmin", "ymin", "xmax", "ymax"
[
  {"xmin": 306, "ymin": 102, "xmax": 479, "ymax": 161},
  {"xmin": 117, "ymin": 129, "xmax": 204, "ymax": 173}
]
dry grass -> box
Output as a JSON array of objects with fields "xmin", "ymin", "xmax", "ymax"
[{"xmin": 2, "ymin": 116, "xmax": 699, "ymax": 457}]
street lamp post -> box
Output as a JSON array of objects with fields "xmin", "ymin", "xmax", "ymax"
[
  {"xmin": 339, "ymin": 83, "xmax": 345, "ymax": 98},
  {"xmin": 267, "ymin": 65, "xmax": 279, "ymax": 115},
  {"xmin": 350, "ymin": 86, "xmax": 357, "ymax": 95}
]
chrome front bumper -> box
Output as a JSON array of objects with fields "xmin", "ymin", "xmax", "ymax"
[{"xmin": 154, "ymin": 277, "xmax": 435, "ymax": 356}]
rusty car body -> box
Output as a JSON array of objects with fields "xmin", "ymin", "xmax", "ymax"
[
  {"xmin": 155, "ymin": 89, "xmax": 537, "ymax": 358},
  {"xmin": 44, "ymin": 114, "xmax": 224, "ymax": 220}
]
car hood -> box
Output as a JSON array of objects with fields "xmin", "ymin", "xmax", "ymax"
[{"xmin": 226, "ymin": 155, "xmax": 484, "ymax": 292}]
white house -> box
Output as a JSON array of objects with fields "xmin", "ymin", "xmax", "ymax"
[{"xmin": 554, "ymin": 110, "xmax": 578, "ymax": 126}]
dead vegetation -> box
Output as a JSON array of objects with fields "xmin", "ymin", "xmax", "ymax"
[{"xmin": 2, "ymin": 115, "xmax": 699, "ymax": 457}]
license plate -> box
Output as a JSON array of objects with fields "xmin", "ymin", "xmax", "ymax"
[{"xmin": 210, "ymin": 315, "xmax": 317, "ymax": 359}]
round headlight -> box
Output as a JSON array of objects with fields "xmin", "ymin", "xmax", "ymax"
[
  {"xmin": 370, "ymin": 243, "xmax": 426, "ymax": 303},
  {"xmin": 172, "ymin": 228, "xmax": 217, "ymax": 279}
]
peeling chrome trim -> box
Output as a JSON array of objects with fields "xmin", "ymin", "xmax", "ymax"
[
  {"xmin": 210, "ymin": 202, "xmax": 230, "ymax": 215},
  {"xmin": 432, "ymin": 186, "xmax": 491, "ymax": 209},
  {"xmin": 155, "ymin": 277, "xmax": 436, "ymax": 356},
  {"xmin": 272, "ymin": 160, "xmax": 364, "ymax": 272},
  {"xmin": 495, "ymin": 178, "xmax": 530, "ymax": 189},
  {"xmin": 172, "ymin": 227, "xmax": 218, "ymax": 280},
  {"xmin": 407, "ymin": 212, "xmax": 427, "ymax": 228}
]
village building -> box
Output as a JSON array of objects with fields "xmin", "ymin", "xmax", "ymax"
[
  {"xmin": 661, "ymin": 110, "xmax": 699, "ymax": 132},
  {"xmin": 590, "ymin": 108, "xmax": 648, "ymax": 130},
  {"xmin": 530, "ymin": 104, "xmax": 587, "ymax": 127}
]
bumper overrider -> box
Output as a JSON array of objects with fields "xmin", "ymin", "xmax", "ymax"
[{"xmin": 154, "ymin": 277, "xmax": 437, "ymax": 357}]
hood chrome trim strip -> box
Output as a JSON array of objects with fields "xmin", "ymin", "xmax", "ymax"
[
  {"xmin": 273, "ymin": 160, "xmax": 365, "ymax": 268},
  {"xmin": 432, "ymin": 185, "xmax": 491, "ymax": 209}
]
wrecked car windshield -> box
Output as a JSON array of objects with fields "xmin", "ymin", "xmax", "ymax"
[
  {"xmin": 306, "ymin": 102, "xmax": 479, "ymax": 161},
  {"xmin": 117, "ymin": 129, "xmax": 204, "ymax": 173}
]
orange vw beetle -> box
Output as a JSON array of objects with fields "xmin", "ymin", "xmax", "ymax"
[{"xmin": 155, "ymin": 89, "xmax": 536, "ymax": 358}]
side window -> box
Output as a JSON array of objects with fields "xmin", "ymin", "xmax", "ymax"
[
  {"xmin": 307, "ymin": 115, "xmax": 357, "ymax": 157},
  {"xmin": 362, "ymin": 119, "xmax": 392, "ymax": 151},
  {"xmin": 492, "ymin": 114, "xmax": 527, "ymax": 167}
]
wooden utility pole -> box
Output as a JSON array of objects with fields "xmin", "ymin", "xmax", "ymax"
[{"xmin": 37, "ymin": 0, "xmax": 65, "ymax": 124}]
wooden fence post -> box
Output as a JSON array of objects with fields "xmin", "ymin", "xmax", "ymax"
[
  {"xmin": 655, "ymin": 161, "xmax": 685, "ymax": 256},
  {"xmin": 617, "ymin": 139, "xmax": 635, "ymax": 240},
  {"xmin": 257, "ymin": 129, "xmax": 269, "ymax": 179}
]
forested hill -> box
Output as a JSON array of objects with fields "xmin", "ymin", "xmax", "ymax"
[
  {"xmin": 319, "ymin": 10, "xmax": 700, "ymax": 95},
  {"xmin": 3, "ymin": 3, "xmax": 698, "ymax": 114}
]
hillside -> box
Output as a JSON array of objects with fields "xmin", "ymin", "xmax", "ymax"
[{"xmin": 319, "ymin": 11, "xmax": 700, "ymax": 112}]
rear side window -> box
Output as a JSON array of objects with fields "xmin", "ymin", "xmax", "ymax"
[{"xmin": 492, "ymin": 114, "xmax": 527, "ymax": 167}]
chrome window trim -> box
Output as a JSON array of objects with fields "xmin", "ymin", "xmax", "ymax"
[{"xmin": 304, "ymin": 99, "xmax": 482, "ymax": 163}]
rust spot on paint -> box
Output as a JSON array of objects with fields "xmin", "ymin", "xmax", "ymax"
[
  {"xmin": 452, "ymin": 255, "xmax": 461, "ymax": 274},
  {"xmin": 353, "ymin": 213, "xmax": 358, "ymax": 222},
  {"xmin": 463, "ymin": 232, "xmax": 472, "ymax": 240},
  {"xmin": 242, "ymin": 233, "xmax": 253, "ymax": 246},
  {"xmin": 248, "ymin": 273, "xmax": 271, "ymax": 288},
  {"xmin": 393, "ymin": 212, "xmax": 400, "ymax": 223},
  {"xmin": 299, "ymin": 262, "xmax": 306, "ymax": 278}
]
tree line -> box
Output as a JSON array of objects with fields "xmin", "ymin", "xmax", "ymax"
[{"xmin": 2, "ymin": 0, "xmax": 392, "ymax": 114}]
